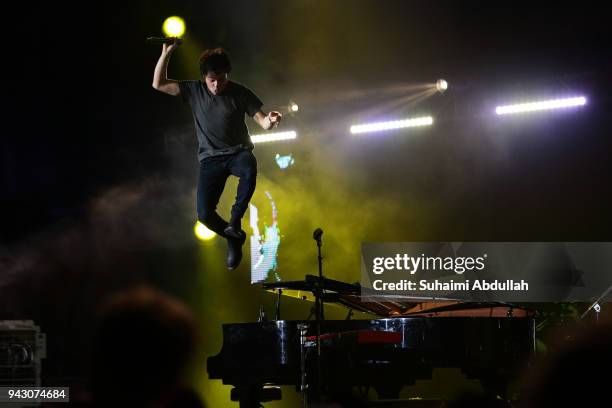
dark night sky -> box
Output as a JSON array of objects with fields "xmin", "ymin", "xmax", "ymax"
[
  {"xmin": 1, "ymin": 1, "xmax": 611, "ymax": 404},
  {"xmin": 1, "ymin": 1, "xmax": 610, "ymax": 240},
  {"xmin": 3, "ymin": 0, "xmax": 611, "ymax": 241}
]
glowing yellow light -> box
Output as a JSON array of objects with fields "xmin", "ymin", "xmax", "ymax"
[
  {"xmin": 163, "ymin": 16, "xmax": 186, "ymax": 38},
  {"xmin": 289, "ymin": 101, "xmax": 299, "ymax": 112},
  {"xmin": 194, "ymin": 221, "xmax": 216, "ymax": 241}
]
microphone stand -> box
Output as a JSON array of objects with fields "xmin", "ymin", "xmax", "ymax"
[
  {"xmin": 312, "ymin": 228, "xmax": 324, "ymax": 403},
  {"xmin": 315, "ymin": 235, "xmax": 325, "ymax": 321},
  {"xmin": 275, "ymin": 289, "xmax": 283, "ymax": 320}
]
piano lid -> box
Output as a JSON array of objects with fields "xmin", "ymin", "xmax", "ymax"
[
  {"xmin": 263, "ymin": 275, "xmax": 360, "ymax": 294},
  {"xmin": 262, "ymin": 275, "xmax": 535, "ymax": 318}
]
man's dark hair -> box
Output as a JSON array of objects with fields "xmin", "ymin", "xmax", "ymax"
[{"xmin": 199, "ymin": 48, "xmax": 232, "ymax": 77}]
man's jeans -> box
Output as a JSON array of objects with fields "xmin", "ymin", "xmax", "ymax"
[{"xmin": 196, "ymin": 150, "xmax": 257, "ymax": 238}]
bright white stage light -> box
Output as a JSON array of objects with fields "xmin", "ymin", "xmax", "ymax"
[
  {"xmin": 350, "ymin": 116, "xmax": 433, "ymax": 134},
  {"xmin": 436, "ymin": 79, "xmax": 448, "ymax": 92},
  {"xmin": 251, "ymin": 130, "xmax": 297, "ymax": 144},
  {"xmin": 289, "ymin": 101, "xmax": 299, "ymax": 112},
  {"xmin": 495, "ymin": 96, "xmax": 587, "ymax": 115}
]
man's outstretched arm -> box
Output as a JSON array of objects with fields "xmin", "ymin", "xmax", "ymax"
[
  {"xmin": 254, "ymin": 111, "xmax": 282, "ymax": 130},
  {"xmin": 152, "ymin": 43, "xmax": 180, "ymax": 96}
]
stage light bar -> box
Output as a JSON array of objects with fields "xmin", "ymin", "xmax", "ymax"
[
  {"xmin": 495, "ymin": 96, "xmax": 586, "ymax": 115},
  {"xmin": 251, "ymin": 131, "xmax": 297, "ymax": 144},
  {"xmin": 350, "ymin": 116, "xmax": 433, "ymax": 134}
]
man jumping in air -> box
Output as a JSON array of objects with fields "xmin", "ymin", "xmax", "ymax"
[{"xmin": 153, "ymin": 42, "xmax": 281, "ymax": 270}]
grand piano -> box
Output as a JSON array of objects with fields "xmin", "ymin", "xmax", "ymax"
[{"xmin": 208, "ymin": 275, "xmax": 536, "ymax": 407}]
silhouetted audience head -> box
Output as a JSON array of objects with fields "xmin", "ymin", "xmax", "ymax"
[
  {"xmin": 519, "ymin": 318, "xmax": 612, "ymax": 407},
  {"xmin": 91, "ymin": 285, "xmax": 203, "ymax": 407}
]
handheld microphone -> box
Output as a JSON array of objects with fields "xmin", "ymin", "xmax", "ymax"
[
  {"xmin": 313, "ymin": 228, "xmax": 323, "ymax": 241},
  {"xmin": 146, "ymin": 37, "xmax": 183, "ymax": 45}
]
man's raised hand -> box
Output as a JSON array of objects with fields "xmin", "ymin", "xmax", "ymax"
[
  {"xmin": 268, "ymin": 111, "xmax": 282, "ymax": 128},
  {"xmin": 162, "ymin": 42, "xmax": 179, "ymax": 55}
]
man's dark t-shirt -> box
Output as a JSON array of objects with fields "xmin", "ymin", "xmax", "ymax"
[{"xmin": 178, "ymin": 80, "xmax": 263, "ymax": 161}]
